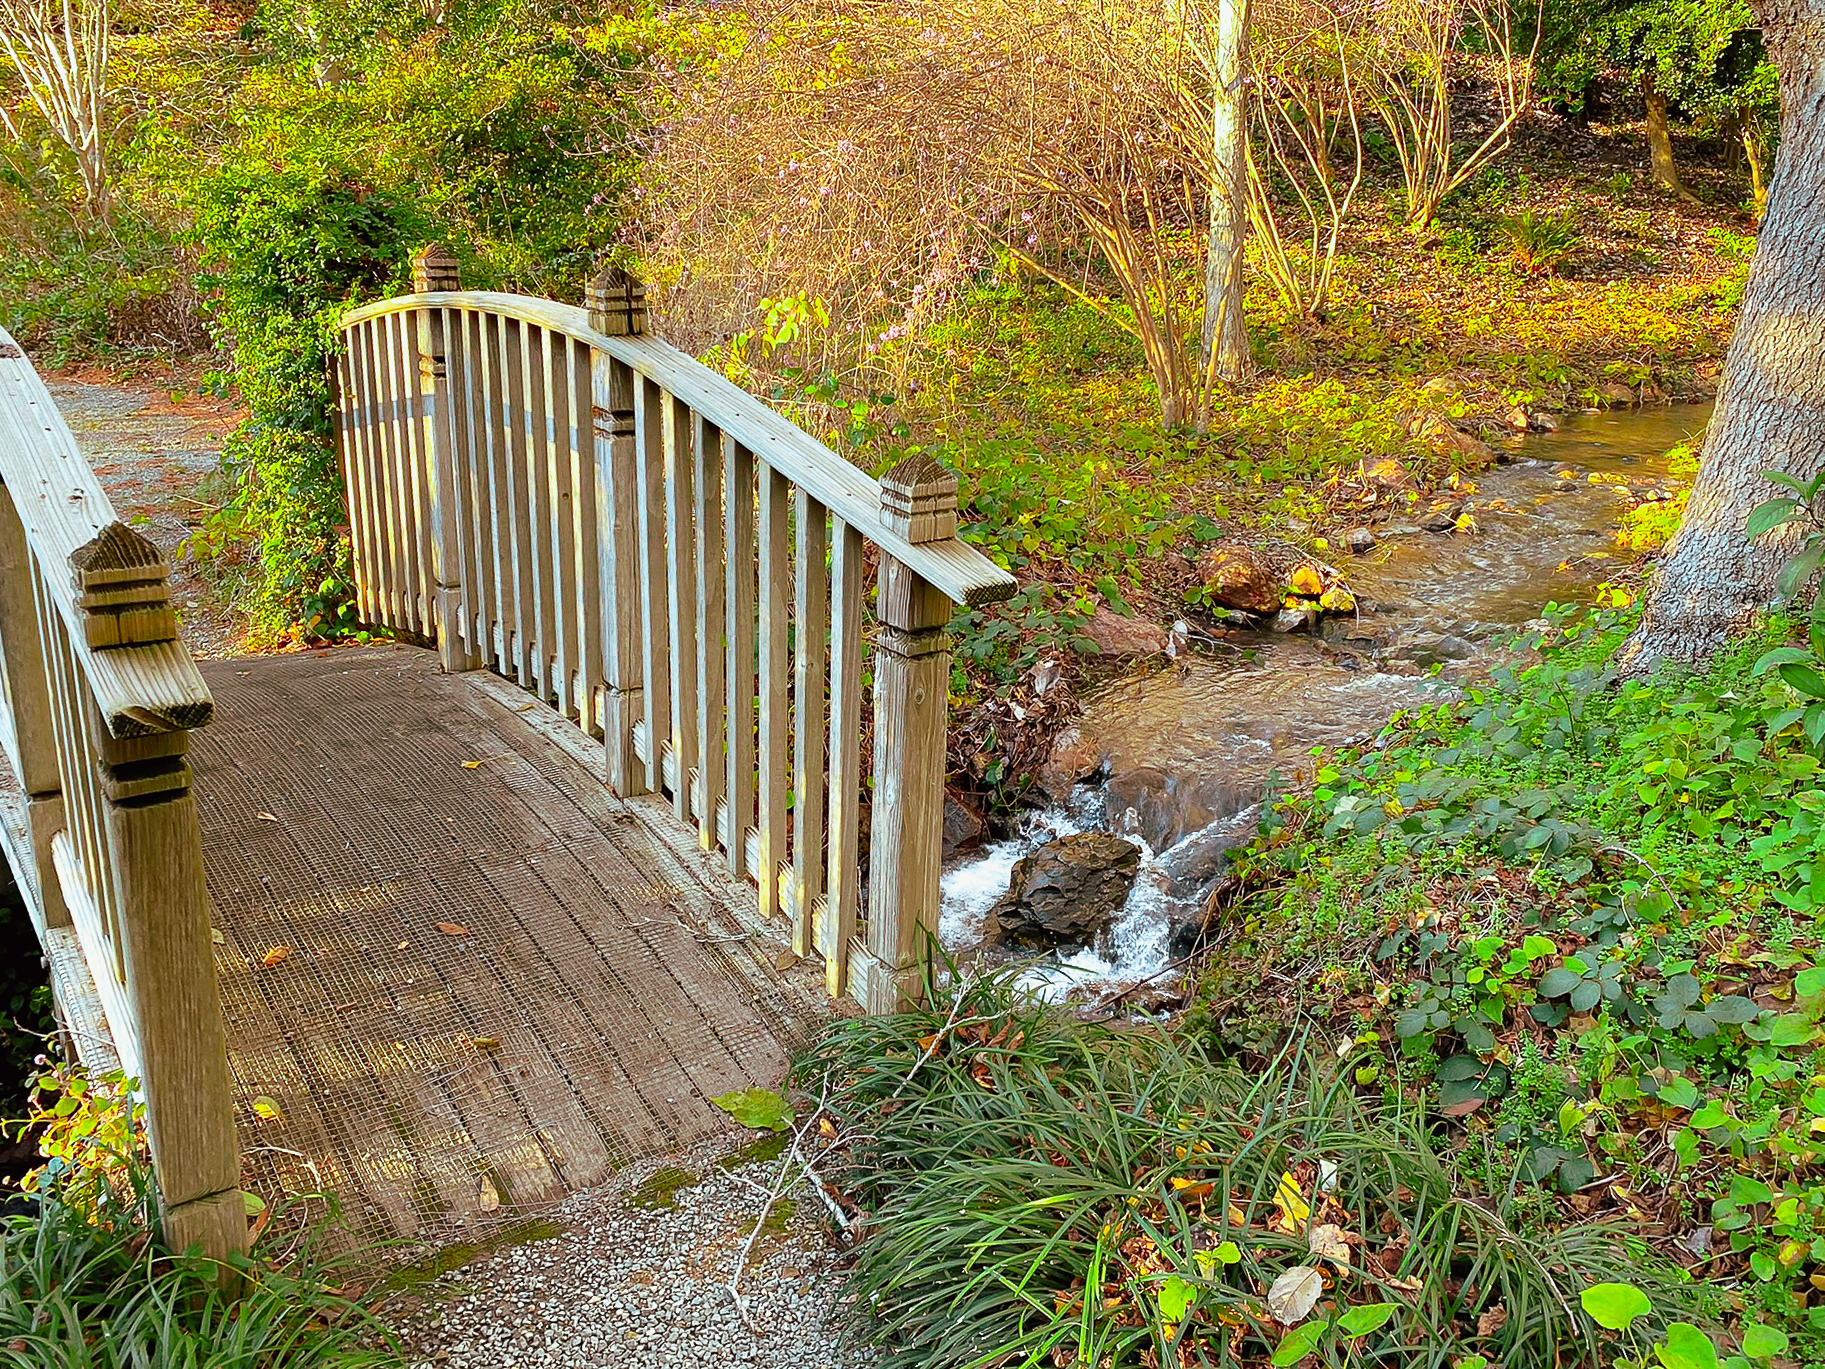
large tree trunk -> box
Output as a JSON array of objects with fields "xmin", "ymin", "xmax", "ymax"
[
  {"xmin": 1200, "ymin": 0, "xmax": 1249, "ymax": 405},
  {"xmin": 1640, "ymin": 69, "xmax": 1685, "ymax": 198},
  {"xmin": 1618, "ymin": 7, "xmax": 1825, "ymax": 675}
]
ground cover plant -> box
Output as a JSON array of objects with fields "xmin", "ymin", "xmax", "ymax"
[
  {"xmin": 799, "ymin": 971, "xmax": 1705, "ymax": 1367},
  {"xmin": 1, "ymin": 1057, "xmax": 405, "ymax": 1369},
  {"xmin": 1186, "ymin": 595, "xmax": 1825, "ymax": 1359}
]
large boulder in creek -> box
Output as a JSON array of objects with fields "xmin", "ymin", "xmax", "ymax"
[
  {"xmin": 1196, "ymin": 542, "xmax": 1284, "ymax": 614},
  {"xmin": 988, "ymin": 832, "xmax": 1142, "ymax": 949},
  {"xmin": 1080, "ymin": 605, "xmax": 1171, "ymax": 658},
  {"xmin": 1196, "ymin": 539, "xmax": 1355, "ymax": 619}
]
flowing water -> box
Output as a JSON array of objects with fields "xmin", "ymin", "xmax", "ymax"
[{"xmin": 940, "ymin": 403, "xmax": 1715, "ymax": 1001}]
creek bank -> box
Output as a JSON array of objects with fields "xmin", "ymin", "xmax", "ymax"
[{"xmin": 942, "ymin": 402, "xmax": 1712, "ymax": 1007}]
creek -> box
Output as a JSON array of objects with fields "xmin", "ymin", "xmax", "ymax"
[{"xmin": 939, "ymin": 402, "xmax": 1715, "ymax": 1002}]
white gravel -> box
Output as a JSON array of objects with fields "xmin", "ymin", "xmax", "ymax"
[{"xmin": 387, "ymin": 1134, "xmax": 870, "ymax": 1369}]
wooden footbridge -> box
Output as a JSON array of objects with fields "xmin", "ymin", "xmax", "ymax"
[{"xmin": 0, "ymin": 249, "xmax": 1014, "ymax": 1261}]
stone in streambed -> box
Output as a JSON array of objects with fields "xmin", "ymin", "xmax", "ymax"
[
  {"xmin": 1035, "ymin": 725, "xmax": 1102, "ymax": 804},
  {"xmin": 987, "ymin": 832, "xmax": 1142, "ymax": 949},
  {"xmin": 1080, "ymin": 605, "xmax": 1171, "ymax": 658},
  {"xmin": 1196, "ymin": 542, "xmax": 1284, "ymax": 615},
  {"xmin": 942, "ymin": 790, "xmax": 986, "ymax": 861}
]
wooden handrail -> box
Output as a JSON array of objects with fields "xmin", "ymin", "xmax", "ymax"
[
  {"xmin": 0, "ymin": 338, "xmax": 213, "ymax": 734},
  {"xmin": 337, "ymin": 263, "xmax": 1016, "ymax": 1010},
  {"xmin": 340, "ymin": 290, "xmax": 1017, "ymax": 610},
  {"xmin": 0, "ymin": 327, "xmax": 245, "ymax": 1265}
]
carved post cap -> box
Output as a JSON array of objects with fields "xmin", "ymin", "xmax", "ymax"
[
  {"xmin": 411, "ymin": 244, "xmax": 461, "ymax": 293},
  {"xmin": 879, "ymin": 454, "xmax": 959, "ymax": 544},
  {"xmin": 587, "ymin": 266, "xmax": 648, "ymax": 337}
]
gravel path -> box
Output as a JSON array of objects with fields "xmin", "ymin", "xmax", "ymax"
[
  {"xmin": 45, "ymin": 368, "xmax": 248, "ymax": 655},
  {"xmin": 387, "ymin": 1133, "xmax": 869, "ymax": 1369}
]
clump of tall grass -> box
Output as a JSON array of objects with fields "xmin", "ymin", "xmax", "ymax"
[
  {"xmin": 798, "ymin": 973, "xmax": 1697, "ymax": 1369},
  {"xmin": 0, "ymin": 1194, "xmax": 401, "ymax": 1369}
]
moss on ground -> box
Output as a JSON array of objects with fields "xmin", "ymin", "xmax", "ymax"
[
  {"xmin": 628, "ymin": 1164, "xmax": 698, "ymax": 1209},
  {"xmin": 385, "ymin": 1217, "xmax": 567, "ymax": 1290}
]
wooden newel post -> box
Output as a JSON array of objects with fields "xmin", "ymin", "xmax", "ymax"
[
  {"xmin": 99, "ymin": 726, "xmax": 248, "ymax": 1261},
  {"xmin": 412, "ymin": 244, "xmax": 479, "ymax": 673},
  {"xmin": 860, "ymin": 456, "xmax": 958, "ymax": 1012},
  {"xmin": 588, "ymin": 267, "xmax": 649, "ymax": 796}
]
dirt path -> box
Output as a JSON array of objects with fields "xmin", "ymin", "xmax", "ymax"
[{"xmin": 45, "ymin": 366, "xmax": 249, "ymax": 656}]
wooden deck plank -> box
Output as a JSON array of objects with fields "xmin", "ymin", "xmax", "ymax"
[{"xmin": 189, "ymin": 644, "xmax": 813, "ymax": 1246}]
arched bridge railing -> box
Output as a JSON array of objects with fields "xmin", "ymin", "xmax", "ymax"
[
  {"xmin": 336, "ymin": 249, "xmax": 1017, "ymax": 1010},
  {"xmin": 0, "ymin": 329, "xmax": 245, "ymax": 1261}
]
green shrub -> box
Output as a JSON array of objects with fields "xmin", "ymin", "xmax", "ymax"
[
  {"xmin": 191, "ymin": 166, "xmax": 424, "ymax": 637},
  {"xmin": 1232, "ymin": 601, "xmax": 1825, "ymax": 1351}
]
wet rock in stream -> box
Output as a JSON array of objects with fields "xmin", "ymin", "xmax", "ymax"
[{"xmin": 988, "ymin": 832, "xmax": 1142, "ymax": 950}]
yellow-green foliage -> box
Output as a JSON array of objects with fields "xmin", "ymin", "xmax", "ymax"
[{"xmin": 1617, "ymin": 439, "xmax": 1703, "ymax": 553}]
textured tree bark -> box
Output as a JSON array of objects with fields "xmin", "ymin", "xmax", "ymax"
[
  {"xmin": 1200, "ymin": 0, "xmax": 1250, "ymax": 402},
  {"xmin": 1619, "ymin": 4, "xmax": 1825, "ymax": 674},
  {"xmin": 1640, "ymin": 70, "xmax": 1685, "ymax": 198}
]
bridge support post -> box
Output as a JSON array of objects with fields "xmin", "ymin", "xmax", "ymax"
[
  {"xmin": 588, "ymin": 268, "xmax": 649, "ymax": 796},
  {"xmin": 856, "ymin": 457, "xmax": 958, "ymax": 1012},
  {"xmin": 413, "ymin": 244, "xmax": 481, "ymax": 675},
  {"xmin": 98, "ymin": 730, "xmax": 248, "ymax": 1264}
]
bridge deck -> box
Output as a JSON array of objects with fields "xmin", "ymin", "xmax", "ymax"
[{"xmin": 191, "ymin": 645, "xmax": 820, "ymax": 1244}]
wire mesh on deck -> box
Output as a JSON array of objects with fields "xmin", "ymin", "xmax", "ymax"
[{"xmin": 190, "ymin": 646, "xmax": 797, "ymax": 1246}]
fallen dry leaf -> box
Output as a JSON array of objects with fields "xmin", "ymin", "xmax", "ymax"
[
  {"xmin": 260, "ymin": 946, "xmax": 291, "ymax": 968},
  {"xmin": 1478, "ymin": 1304, "xmax": 1508, "ymax": 1337},
  {"xmin": 250, "ymin": 1095, "xmax": 282, "ymax": 1121},
  {"xmin": 1273, "ymin": 1171, "xmax": 1311, "ymax": 1233},
  {"xmin": 477, "ymin": 1176, "xmax": 501, "ymax": 1212},
  {"xmin": 461, "ymin": 760, "xmax": 482, "ymax": 769},
  {"xmin": 1266, "ymin": 1265, "xmax": 1325, "ymax": 1324},
  {"xmin": 472, "ymin": 1036, "xmax": 501, "ymax": 1051},
  {"xmin": 436, "ymin": 922, "xmax": 471, "ymax": 936},
  {"xmin": 256, "ymin": 812, "xmax": 278, "ymax": 822},
  {"xmin": 1309, "ymin": 1223, "xmax": 1351, "ymax": 1269},
  {"xmin": 211, "ymin": 927, "xmax": 224, "ymax": 945}
]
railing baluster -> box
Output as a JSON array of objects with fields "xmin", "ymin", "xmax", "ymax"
[
  {"xmin": 333, "ymin": 337, "xmax": 376, "ymax": 627},
  {"xmin": 459, "ymin": 310, "xmax": 499, "ymax": 667},
  {"xmin": 502, "ymin": 317, "xmax": 536, "ymax": 687},
  {"xmin": 480, "ymin": 312, "xmax": 512, "ymax": 672},
  {"xmin": 525, "ymin": 328, "xmax": 558, "ymax": 703},
  {"xmin": 371, "ymin": 316, "xmax": 408, "ymax": 632},
  {"xmin": 392, "ymin": 308, "xmax": 427, "ymax": 633},
  {"xmin": 723, "ymin": 436, "xmax": 757, "ymax": 876},
  {"xmin": 544, "ymin": 330, "xmax": 578, "ymax": 716},
  {"xmin": 569, "ymin": 339, "xmax": 603, "ymax": 735},
  {"xmin": 663, "ymin": 394, "xmax": 699, "ymax": 824},
  {"xmin": 790, "ymin": 492, "xmax": 829, "ymax": 958},
  {"xmin": 0, "ymin": 481, "xmax": 68, "ymax": 928},
  {"xmin": 692, "ymin": 415, "xmax": 726, "ymax": 851},
  {"xmin": 635, "ymin": 376, "xmax": 673, "ymax": 793},
  {"xmin": 824, "ymin": 518, "xmax": 864, "ymax": 998},
  {"xmin": 757, "ymin": 465, "xmax": 790, "ymax": 922}
]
